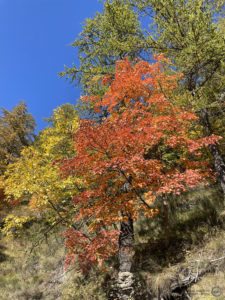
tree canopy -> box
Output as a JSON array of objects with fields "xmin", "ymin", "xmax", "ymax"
[
  {"xmin": 60, "ymin": 56, "xmax": 220, "ymax": 280},
  {"xmin": 0, "ymin": 101, "xmax": 36, "ymax": 175},
  {"xmin": 3, "ymin": 104, "xmax": 80, "ymax": 236},
  {"xmin": 59, "ymin": 0, "xmax": 148, "ymax": 98}
]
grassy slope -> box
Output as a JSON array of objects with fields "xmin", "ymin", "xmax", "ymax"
[
  {"xmin": 0, "ymin": 185, "xmax": 225, "ymax": 299},
  {"xmin": 0, "ymin": 214, "xmax": 108, "ymax": 300}
]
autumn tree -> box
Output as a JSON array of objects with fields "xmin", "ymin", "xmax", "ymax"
[
  {"xmin": 60, "ymin": 0, "xmax": 225, "ymax": 196},
  {"xmin": 60, "ymin": 56, "xmax": 220, "ymax": 299},
  {"xmin": 2, "ymin": 104, "xmax": 80, "ymax": 238},
  {"xmin": 0, "ymin": 101, "xmax": 36, "ymax": 175}
]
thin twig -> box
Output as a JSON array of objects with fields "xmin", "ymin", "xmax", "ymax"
[
  {"xmin": 210, "ymin": 255, "xmax": 225, "ymax": 263},
  {"xmin": 195, "ymin": 250, "xmax": 203, "ymax": 282}
]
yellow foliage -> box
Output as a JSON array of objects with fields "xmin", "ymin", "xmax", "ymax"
[
  {"xmin": 1, "ymin": 214, "xmax": 34, "ymax": 238},
  {"xmin": 3, "ymin": 104, "xmax": 80, "ymax": 230}
]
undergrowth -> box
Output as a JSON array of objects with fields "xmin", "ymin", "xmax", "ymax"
[{"xmin": 0, "ymin": 184, "xmax": 224, "ymax": 299}]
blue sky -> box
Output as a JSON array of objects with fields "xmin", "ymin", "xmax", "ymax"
[{"xmin": 0, "ymin": 0, "xmax": 102, "ymax": 132}]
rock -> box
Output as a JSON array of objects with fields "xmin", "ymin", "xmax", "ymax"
[{"xmin": 117, "ymin": 271, "xmax": 134, "ymax": 300}]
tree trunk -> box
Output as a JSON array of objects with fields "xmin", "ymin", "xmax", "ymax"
[
  {"xmin": 117, "ymin": 215, "xmax": 135, "ymax": 300},
  {"xmin": 201, "ymin": 108, "xmax": 225, "ymax": 197},
  {"xmin": 209, "ymin": 144, "xmax": 225, "ymax": 196},
  {"xmin": 163, "ymin": 200, "xmax": 169, "ymax": 248}
]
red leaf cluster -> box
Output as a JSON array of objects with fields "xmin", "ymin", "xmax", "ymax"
[
  {"xmin": 60, "ymin": 56, "xmax": 221, "ymax": 271},
  {"xmin": 63, "ymin": 229, "xmax": 119, "ymax": 274}
]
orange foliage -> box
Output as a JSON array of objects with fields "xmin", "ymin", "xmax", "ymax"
[{"xmin": 60, "ymin": 56, "xmax": 221, "ymax": 271}]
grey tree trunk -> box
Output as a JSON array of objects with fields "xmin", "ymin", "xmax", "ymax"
[
  {"xmin": 163, "ymin": 200, "xmax": 169, "ymax": 248},
  {"xmin": 117, "ymin": 216, "xmax": 135, "ymax": 300},
  {"xmin": 201, "ymin": 109, "xmax": 225, "ymax": 197},
  {"xmin": 210, "ymin": 144, "xmax": 225, "ymax": 195}
]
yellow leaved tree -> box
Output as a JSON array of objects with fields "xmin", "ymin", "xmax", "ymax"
[{"xmin": 2, "ymin": 104, "xmax": 80, "ymax": 237}]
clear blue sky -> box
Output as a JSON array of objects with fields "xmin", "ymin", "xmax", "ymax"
[{"xmin": 0, "ymin": 0, "xmax": 102, "ymax": 132}]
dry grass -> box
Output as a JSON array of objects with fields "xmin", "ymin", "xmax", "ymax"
[
  {"xmin": 0, "ymin": 184, "xmax": 224, "ymax": 299},
  {"xmin": 0, "ymin": 221, "xmax": 107, "ymax": 300}
]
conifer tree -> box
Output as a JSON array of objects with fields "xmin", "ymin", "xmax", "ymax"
[
  {"xmin": 59, "ymin": 0, "xmax": 147, "ymax": 98},
  {"xmin": 0, "ymin": 101, "xmax": 36, "ymax": 175}
]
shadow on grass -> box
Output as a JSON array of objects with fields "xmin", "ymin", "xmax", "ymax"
[
  {"xmin": 133, "ymin": 185, "xmax": 225, "ymax": 273},
  {"xmin": 0, "ymin": 244, "xmax": 9, "ymax": 263}
]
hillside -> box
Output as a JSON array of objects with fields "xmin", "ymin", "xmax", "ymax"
[{"xmin": 1, "ymin": 185, "xmax": 225, "ymax": 299}]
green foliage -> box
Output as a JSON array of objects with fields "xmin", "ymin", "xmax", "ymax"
[
  {"xmin": 132, "ymin": 0, "xmax": 225, "ymax": 136},
  {"xmin": 59, "ymin": 0, "xmax": 147, "ymax": 97},
  {"xmin": 133, "ymin": 0, "xmax": 225, "ymax": 91},
  {"xmin": 0, "ymin": 101, "xmax": 36, "ymax": 175}
]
